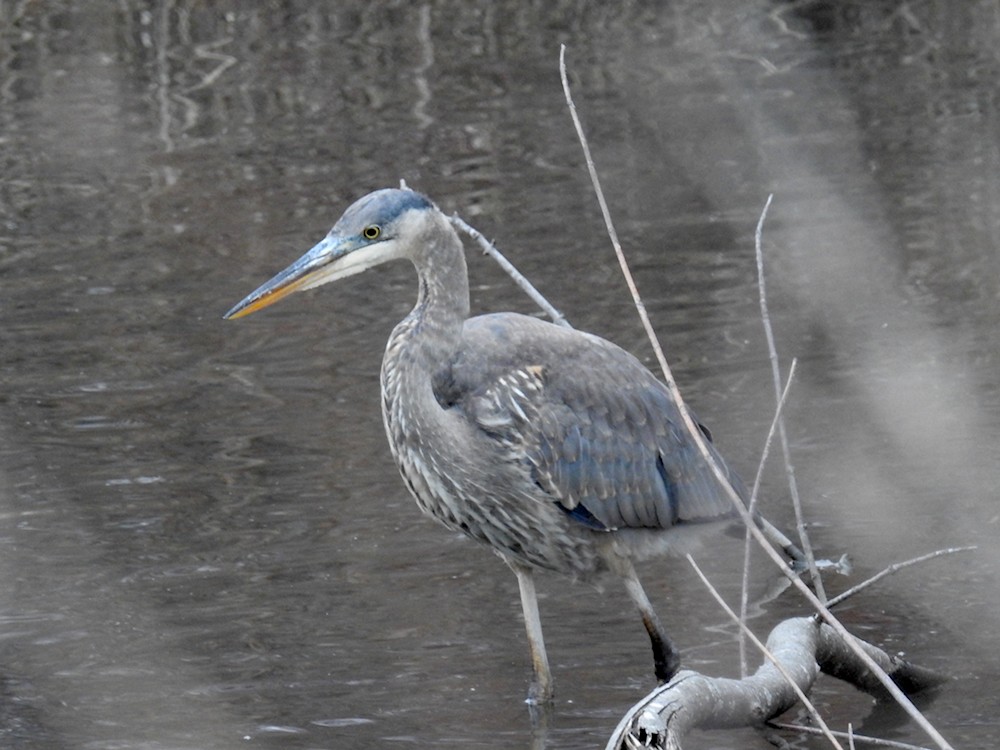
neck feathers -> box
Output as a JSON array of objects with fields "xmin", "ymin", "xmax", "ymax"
[{"xmin": 381, "ymin": 212, "xmax": 469, "ymax": 429}]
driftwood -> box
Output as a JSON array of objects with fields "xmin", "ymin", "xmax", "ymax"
[{"xmin": 606, "ymin": 617, "xmax": 948, "ymax": 750}]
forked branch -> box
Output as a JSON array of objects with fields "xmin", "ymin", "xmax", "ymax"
[{"xmin": 605, "ymin": 615, "xmax": 947, "ymax": 750}]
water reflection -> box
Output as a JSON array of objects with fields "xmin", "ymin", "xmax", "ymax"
[{"xmin": 1, "ymin": 1, "xmax": 998, "ymax": 748}]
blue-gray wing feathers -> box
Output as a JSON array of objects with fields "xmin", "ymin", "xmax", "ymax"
[{"xmin": 434, "ymin": 313, "xmax": 745, "ymax": 532}]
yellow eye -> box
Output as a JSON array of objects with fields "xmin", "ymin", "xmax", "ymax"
[{"xmin": 362, "ymin": 225, "xmax": 381, "ymax": 240}]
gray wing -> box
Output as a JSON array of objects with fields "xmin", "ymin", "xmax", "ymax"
[{"xmin": 434, "ymin": 313, "xmax": 746, "ymax": 531}]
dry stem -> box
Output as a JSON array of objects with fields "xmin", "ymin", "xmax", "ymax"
[{"xmin": 754, "ymin": 194, "xmax": 827, "ymax": 602}]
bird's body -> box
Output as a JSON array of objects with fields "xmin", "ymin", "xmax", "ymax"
[
  {"xmin": 225, "ymin": 188, "xmax": 749, "ymax": 702},
  {"xmin": 386, "ymin": 309, "xmax": 743, "ymax": 577}
]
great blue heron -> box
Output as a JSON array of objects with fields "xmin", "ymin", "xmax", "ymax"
[{"xmin": 224, "ymin": 188, "xmax": 753, "ymax": 703}]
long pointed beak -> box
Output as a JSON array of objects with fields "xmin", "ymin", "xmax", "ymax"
[{"xmin": 223, "ymin": 235, "xmax": 355, "ymax": 320}]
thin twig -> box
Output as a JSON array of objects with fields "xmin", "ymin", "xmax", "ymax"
[
  {"xmin": 410, "ymin": 175, "xmax": 573, "ymax": 328},
  {"xmin": 770, "ymin": 722, "xmax": 933, "ymax": 750},
  {"xmin": 403, "ymin": 177, "xmax": 570, "ymax": 329},
  {"xmin": 559, "ymin": 45, "xmax": 954, "ymax": 750},
  {"xmin": 754, "ymin": 194, "xmax": 827, "ymax": 603},
  {"xmin": 748, "ymin": 359, "xmax": 798, "ymax": 516},
  {"xmin": 558, "ymin": 45, "xmax": 709, "ymax": 490},
  {"xmin": 448, "ymin": 214, "xmax": 570, "ymax": 328},
  {"xmin": 826, "ymin": 546, "xmax": 976, "ymax": 609},
  {"xmin": 558, "ymin": 46, "xmax": 655, "ymax": 354},
  {"xmin": 687, "ymin": 555, "xmax": 844, "ymax": 750},
  {"xmin": 740, "ymin": 357, "xmax": 798, "ymax": 676}
]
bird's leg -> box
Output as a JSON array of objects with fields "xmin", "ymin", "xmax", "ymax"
[
  {"xmin": 507, "ymin": 561, "xmax": 554, "ymax": 704},
  {"xmin": 618, "ymin": 558, "xmax": 681, "ymax": 683}
]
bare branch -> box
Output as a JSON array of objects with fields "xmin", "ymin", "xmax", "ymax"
[
  {"xmin": 741, "ymin": 357, "xmax": 798, "ymax": 676},
  {"xmin": 754, "ymin": 193, "xmax": 827, "ymax": 603},
  {"xmin": 771, "ymin": 723, "xmax": 935, "ymax": 750},
  {"xmin": 557, "ymin": 44, "xmax": 667, "ymax": 382},
  {"xmin": 827, "ymin": 546, "xmax": 977, "ymax": 609},
  {"xmin": 448, "ymin": 214, "xmax": 570, "ymax": 329}
]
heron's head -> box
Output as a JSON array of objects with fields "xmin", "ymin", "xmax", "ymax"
[{"xmin": 224, "ymin": 188, "xmax": 437, "ymax": 320}]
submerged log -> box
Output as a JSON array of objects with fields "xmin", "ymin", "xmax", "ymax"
[{"xmin": 606, "ymin": 616, "xmax": 947, "ymax": 750}]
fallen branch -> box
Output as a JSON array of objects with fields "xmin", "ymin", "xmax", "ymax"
[
  {"xmin": 605, "ymin": 616, "xmax": 948, "ymax": 750},
  {"xmin": 690, "ymin": 555, "xmax": 843, "ymax": 750}
]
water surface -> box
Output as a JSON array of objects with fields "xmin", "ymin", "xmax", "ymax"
[{"xmin": 2, "ymin": 2, "xmax": 999, "ymax": 748}]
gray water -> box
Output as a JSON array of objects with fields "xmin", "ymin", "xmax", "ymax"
[{"xmin": 2, "ymin": 2, "xmax": 999, "ymax": 748}]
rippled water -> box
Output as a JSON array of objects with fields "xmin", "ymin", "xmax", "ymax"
[{"xmin": 2, "ymin": 2, "xmax": 999, "ymax": 748}]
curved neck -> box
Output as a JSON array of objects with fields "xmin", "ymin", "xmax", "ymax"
[
  {"xmin": 385, "ymin": 219, "xmax": 469, "ymax": 382},
  {"xmin": 404, "ymin": 232, "xmax": 469, "ymax": 363}
]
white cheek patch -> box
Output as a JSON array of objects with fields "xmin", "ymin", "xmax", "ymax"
[{"xmin": 301, "ymin": 241, "xmax": 400, "ymax": 290}]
